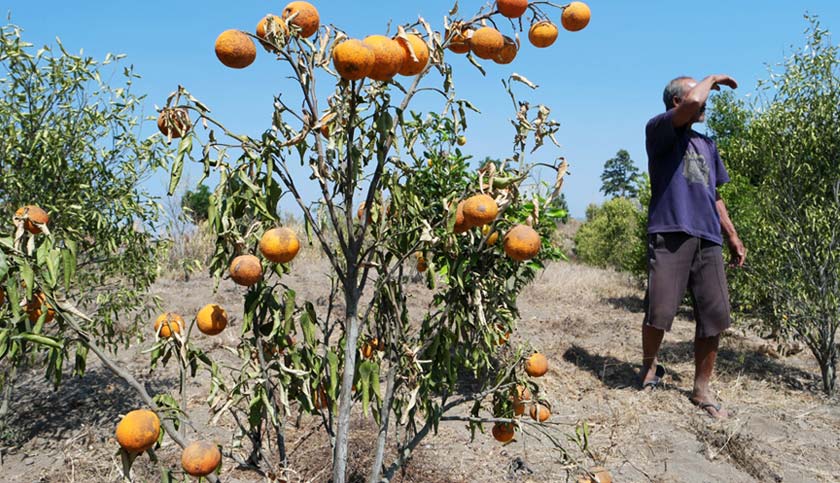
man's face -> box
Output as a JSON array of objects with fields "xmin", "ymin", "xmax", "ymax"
[{"xmin": 675, "ymin": 78, "xmax": 706, "ymax": 123}]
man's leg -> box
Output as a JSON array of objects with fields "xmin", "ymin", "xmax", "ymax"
[
  {"xmin": 691, "ymin": 335, "xmax": 728, "ymax": 418},
  {"xmin": 641, "ymin": 324, "xmax": 665, "ymax": 384}
]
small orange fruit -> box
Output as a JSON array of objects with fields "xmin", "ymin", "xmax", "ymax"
[
  {"xmin": 470, "ymin": 27, "xmax": 504, "ymax": 60},
  {"xmin": 503, "ymin": 224, "xmax": 541, "ymax": 261},
  {"xmin": 494, "ymin": 36, "xmax": 518, "ymax": 64},
  {"xmin": 530, "ymin": 401, "xmax": 551, "ymax": 422},
  {"xmin": 512, "ymin": 385, "xmax": 531, "ymax": 416},
  {"xmin": 561, "ymin": 2, "xmax": 591, "ymax": 32},
  {"xmin": 196, "ymin": 304, "xmax": 227, "ymax": 336},
  {"xmin": 416, "ymin": 256, "xmax": 428, "ymax": 273},
  {"xmin": 215, "ymin": 30, "xmax": 257, "ymax": 69},
  {"xmin": 333, "ymin": 39, "xmax": 376, "ymax": 81},
  {"xmin": 157, "ymin": 108, "xmax": 191, "ymax": 139},
  {"xmin": 15, "ymin": 205, "xmax": 49, "ymax": 234},
  {"xmin": 259, "ymin": 227, "xmax": 300, "ymax": 264},
  {"xmin": 256, "ymin": 15, "xmax": 288, "ymax": 51},
  {"xmin": 229, "ymin": 254, "xmax": 262, "ymax": 286},
  {"xmin": 181, "ymin": 440, "xmax": 222, "ymax": 477},
  {"xmin": 525, "ymin": 352, "xmax": 548, "ymax": 377},
  {"xmin": 528, "ymin": 21, "xmax": 558, "ymax": 48},
  {"xmin": 447, "ymin": 27, "xmax": 473, "ymax": 54},
  {"xmin": 453, "ymin": 200, "xmax": 472, "ymax": 234},
  {"xmin": 154, "ymin": 312, "xmax": 183, "ymax": 338},
  {"xmin": 26, "ymin": 292, "xmax": 55, "ymax": 323},
  {"xmin": 282, "ymin": 1, "xmax": 320, "ymax": 38},
  {"xmin": 487, "ymin": 231, "xmax": 499, "ymax": 246},
  {"xmin": 496, "ymin": 0, "xmax": 529, "ymax": 18},
  {"xmin": 492, "ymin": 422, "xmax": 516, "ymax": 443},
  {"xmin": 396, "ymin": 34, "xmax": 430, "ymax": 76},
  {"xmin": 456, "ymin": 135, "xmax": 467, "ymax": 146},
  {"xmin": 462, "ymin": 194, "xmax": 498, "ymax": 227},
  {"xmin": 363, "ymin": 35, "xmax": 404, "ymax": 81},
  {"xmin": 361, "ymin": 341, "xmax": 375, "ymax": 359},
  {"xmin": 115, "ymin": 409, "xmax": 160, "ymax": 454}
]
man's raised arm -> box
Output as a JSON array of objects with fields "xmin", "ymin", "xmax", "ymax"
[{"xmin": 672, "ymin": 75, "xmax": 738, "ymax": 128}]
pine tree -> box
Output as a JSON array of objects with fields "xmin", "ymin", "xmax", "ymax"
[{"xmin": 600, "ymin": 149, "xmax": 640, "ymax": 198}]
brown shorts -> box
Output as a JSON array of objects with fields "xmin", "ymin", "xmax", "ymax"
[{"xmin": 643, "ymin": 232, "xmax": 731, "ymax": 338}]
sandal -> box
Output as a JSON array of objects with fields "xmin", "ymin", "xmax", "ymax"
[{"xmin": 640, "ymin": 364, "xmax": 666, "ymax": 390}]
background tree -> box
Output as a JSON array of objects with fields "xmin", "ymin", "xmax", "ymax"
[
  {"xmin": 599, "ymin": 149, "xmax": 640, "ymax": 199},
  {"xmin": 181, "ymin": 184, "xmax": 212, "ymax": 224},
  {"xmin": 708, "ymin": 16, "xmax": 840, "ymax": 394}
]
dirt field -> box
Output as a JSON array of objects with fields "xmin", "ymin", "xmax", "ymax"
[{"xmin": 2, "ymin": 258, "xmax": 838, "ymax": 482}]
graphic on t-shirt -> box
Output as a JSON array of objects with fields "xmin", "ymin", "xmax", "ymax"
[{"xmin": 682, "ymin": 150, "xmax": 710, "ymax": 187}]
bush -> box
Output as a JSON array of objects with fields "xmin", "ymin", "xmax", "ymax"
[{"xmin": 574, "ymin": 197, "xmax": 644, "ymax": 273}]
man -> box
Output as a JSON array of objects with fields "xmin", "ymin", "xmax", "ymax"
[{"xmin": 641, "ymin": 75, "xmax": 746, "ymax": 419}]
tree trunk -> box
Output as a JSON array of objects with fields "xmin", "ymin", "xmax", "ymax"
[
  {"xmin": 332, "ymin": 285, "xmax": 361, "ymax": 483},
  {"xmin": 367, "ymin": 363, "xmax": 397, "ymax": 483},
  {"xmin": 819, "ymin": 349, "xmax": 837, "ymax": 396}
]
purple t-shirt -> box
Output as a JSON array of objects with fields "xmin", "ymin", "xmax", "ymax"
[{"xmin": 645, "ymin": 109, "xmax": 729, "ymax": 245}]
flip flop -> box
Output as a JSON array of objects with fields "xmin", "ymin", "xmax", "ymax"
[
  {"xmin": 640, "ymin": 364, "xmax": 666, "ymax": 390},
  {"xmin": 691, "ymin": 399, "xmax": 731, "ymax": 419}
]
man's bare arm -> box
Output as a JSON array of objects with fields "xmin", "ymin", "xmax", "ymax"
[
  {"xmin": 672, "ymin": 75, "xmax": 738, "ymax": 128},
  {"xmin": 716, "ymin": 191, "xmax": 746, "ymax": 267}
]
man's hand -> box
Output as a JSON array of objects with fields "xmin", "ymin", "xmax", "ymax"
[
  {"xmin": 711, "ymin": 75, "xmax": 738, "ymax": 91},
  {"xmin": 727, "ymin": 235, "xmax": 747, "ymax": 268}
]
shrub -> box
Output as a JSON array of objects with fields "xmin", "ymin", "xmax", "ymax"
[{"xmin": 574, "ymin": 197, "xmax": 644, "ymax": 273}]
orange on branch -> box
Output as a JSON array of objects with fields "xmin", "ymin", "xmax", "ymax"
[
  {"xmin": 154, "ymin": 312, "xmax": 183, "ymax": 338},
  {"xmin": 196, "ymin": 304, "xmax": 228, "ymax": 336},
  {"xmin": 181, "ymin": 440, "xmax": 222, "ymax": 477},
  {"xmin": 453, "ymin": 200, "xmax": 472, "ymax": 234},
  {"xmin": 462, "ymin": 194, "xmax": 498, "ymax": 227},
  {"xmin": 396, "ymin": 34, "xmax": 430, "ymax": 76},
  {"xmin": 492, "ymin": 422, "xmax": 516, "ymax": 443},
  {"xmin": 496, "ymin": 0, "xmax": 529, "ymax": 18},
  {"xmin": 562, "ymin": 2, "xmax": 591, "ymax": 32},
  {"xmin": 525, "ymin": 352, "xmax": 548, "ymax": 377},
  {"xmin": 447, "ymin": 27, "xmax": 473, "ymax": 54},
  {"xmin": 157, "ymin": 108, "xmax": 191, "ymax": 139},
  {"xmin": 363, "ymin": 35, "xmax": 404, "ymax": 81},
  {"xmin": 26, "ymin": 292, "xmax": 55, "ymax": 323},
  {"xmin": 332, "ymin": 39, "xmax": 375, "ymax": 81},
  {"xmin": 530, "ymin": 401, "xmax": 551, "ymax": 422},
  {"xmin": 512, "ymin": 385, "xmax": 531, "ymax": 416},
  {"xmin": 15, "ymin": 205, "xmax": 49, "ymax": 234},
  {"xmin": 115, "ymin": 409, "xmax": 160, "ymax": 454},
  {"xmin": 214, "ymin": 30, "xmax": 256, "ymax": 69},
  {"xmin": 528, "ymin": 21, "xmax": 558, "ymax": 48},
  {"xmin": 259, "ymin": 227, "xmax": 300, "ymax": 264},
  {"xmin": 256, "ymin": 15, "xmax": 288, "ymax": 51},
  {"xmin": 470, "ymin": 27, "xmax": 504, "ymax": 60},
  {"xmin": 282, "ymin": 1, "xmax": 320, "ymax": 38},
  {"xmin": 229, "ymin": 254, "xmax": 262, "ymax": 286},
  {"xmin": 494, "ymin": 36, "xmax": 518, "ymax": 64},
  {"xmin": 504, "ymin": 224, "xmax": 541, "ymax": 261},
  {"xmin": 416, "ymin": 256, "xmax": 428, "ymax": 273}
]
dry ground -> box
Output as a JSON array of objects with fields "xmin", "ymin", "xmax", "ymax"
[{"xmin": 1, "ymin": 259, "xmax": 838, "ymax": 482}]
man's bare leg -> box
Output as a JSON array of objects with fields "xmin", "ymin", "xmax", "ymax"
[
  {"xmin": 691, "ymin": 335, "xmax": 729, "ymax": 418},
  {"xmin": 641, "ymin": 324, "xmax": 665, "ymax": 385}
]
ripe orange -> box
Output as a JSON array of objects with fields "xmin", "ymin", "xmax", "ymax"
[
  {"xmin": 447, "ymin": 28, "xmax": 473, "ymax": 54},
  {"xmin": 154, "ymin": 312, "xmax": 183, "ymax": 338},
  {"xmin": 333, "ymin": 39, "xmax": 375, "ymax": 81},
  {"xmin": 181, "ymin": 440, "xmax": 222, "ymax": 477},
  {"xmin": 115, "ymin": 409, "xmax": 160, "ymax": 454},
  {"xmin": 494, "ymin": 36, "xmax": 518, "ymax": 64},
  {"xmin": 462, "ymin": 194, "xmax": 498, "ymax": 226},
  {"xmin": 215, "ymin": 30, "xmax": 256, "ymax": 69},
  {"xmin": 363, "ymin": 35, "xmax": 404, "ymax": 81},
  {"xmin": 530, "ymin": 401, "xmax": 551, "ymax": 422},
  {"xmin": 496, "ymin": 0, "xmax": 529, "ymax": 18},
  {"xmin": 512, "ymin": 385, "xmax": 531, "ymax": 416},
  {"xmin": 416, "ymin": 256, "xmax": 428, "ymax": 273},
  {"xmin": 229, "ymin": 254, "xmax": 262, "ymax": 286},
  {"xmin": 528, "ymin": 21, "xmax": 558, "ymax": 48},
  {"xmin": 396, "ymin": 34, "xmax": 430, "ymax": 76},
  {"xmin": 525, "ymin": 352, "xmax": 548, "ymax": 377},
  {"xmin": 361, "ymin": 341, "xmax": 375, "ymax": 359},
  {"xmin": 26, "ymin": 292, "xmax": 55, "ymax": 323},
  {"xmin": 15, "ymin": 205, "xmax": 49, "ymax": 234},
  {"xmin": 259, "ymin": 227, "xmax": 300, "ymax": 264},
  {"xmin": 487, "ymin": 231, "xmax": 499, "ymax": 246},
  {"xmin": 283, "ymin": 1, "xmax": 320, "ymax": 38},
  {"xmin": 561, "ymin": 2, "xmax": 591, "ymax": 32},
  {"xmin": 157, "ymin": 108, "xmax": 191, "ymax": 139},
  {"xmin": 503, "ymin": 224, "xmax": 541, "ymax": 261},
  {"xmin": 256, "ymin": 15, "xmax": 288, "ymax": 52},
  {"xmin": 470, "ymin": 27, "xmax": 504, "ymax": 60},
  {"xmin": 453, "ymin": 200, "xmax": 472, "ymax": 234},
  {"xmin": 492, "ymin": 422, "xmax": 515, "ymax": 443},
  {"xmin": 196, "ymin": 304, "xmax": 227, "ymax": 336}
]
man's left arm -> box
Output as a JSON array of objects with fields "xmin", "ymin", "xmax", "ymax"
[{"xmin": 716, "ymin": 191, "xmax": 746, "ymax": 267}]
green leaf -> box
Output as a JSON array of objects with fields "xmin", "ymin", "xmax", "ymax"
[{"xmin": 15, "ymin": 333, "xmax": 63, "ymax": 349}]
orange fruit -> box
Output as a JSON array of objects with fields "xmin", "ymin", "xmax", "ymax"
[
  {"xmin": 215, "ymin": 30, "xmax": 256, "ymax": 69},
  {"xmin": 333, "ymin": 39, "xmax": 375, "ymax": 81},
  {"xmin": 181, "ymin": 440, "xmax": 222, "ymax": 477},
  {"xmin": 229, "ymin": 254, "xmax": 262, "ymax": 286},
  {"xmin": 361, "ymin": 341, "xmax": 375, "ymax": 359},
  {"xmin": 503, "ymin": 224, "xmax": 540, "ymax": 261},
  {"xmin": 525, "ymin": 352, "xmax": 548, "ymax": 377},
  {"xmin": 492, "ymin": 422, "xmax": 515, "ymax": 442},
  {"xmin": 512, "ymin": 385, "xmax": 531, "ymax": 416},
  {"xmin": 528, "ymin": 21, "xmax": 558, "ymax": 48},
  {"xmin": 26, "ymin": 292, "xmax": 55, "ymax": 323},
  {"xmin": 282, "ymin": 1, "xmax": 320, "ymax": 38},
  {"xmin": 256, "ymin": 15, "xmax": 288, "ymax": 51},
  {"xmin": 154, "ymin": 312, "xmax": 183, "ymax": 338},
  {"xmin": 496, "ymin": 0, "xmax": 529, "ymax": 18},
  {"xmin": 530, "ymin": 401, "xmax": 551, "ymax": 422},
  {"xmin": 115, "ymin": 409, "xmax": 160, "ymax": 454},
  {"xmin": 447, "ymin": 27, "xmax": 473, "ymax": 54},
  {"xmin": 462, "ymin": 194, "xmax": 498, "ymax": 227},
  {"xmin": 487, "ymin": 231, "xmax": 499, "ymax": 246},
  {"xmin": 470, "ymin": 27, "xmax": 504, "ymax": 60},
  {"xmin": 396, "ymin": 34, "xmax": 429, "ymax": 76},
  {"xmin": 157, "ymin": 108, "xmax": 191, "ymax": 139},
  {"xmin": 453, "ymin": 200, "xmax": 472, "ymax": 234},
  {"xmin": 363, "ymin": 35, "xmax": 404, "ymax": 81},
  {"xmin": 494, "ymin": 36, "xmax": 518, "ymax": 64},
  {"xmin": 15, "ymin": 205, "xmax": 49, "ymax": 234},
  {"xmin": 196, "ymin": 304, "xmax": 227, "ymax": 336},
  {"xmin": 416, "ymin": 256, "xmax": 428, "ymax": 273},
  {"xmin": 259, "ymin": 227, "xmax": 300, "ymax": 264},
  {"xmin": 561, "ymin": 2, "xmax": 591, "ymax": 32},
  {"xmin": 456, "ymin": 135, "xmax": 467, "ymax": 146}
]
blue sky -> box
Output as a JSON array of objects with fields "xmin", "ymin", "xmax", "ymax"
[{"xmin": 5, "ymin": 1, "xmax": 840, "ymax": 218}]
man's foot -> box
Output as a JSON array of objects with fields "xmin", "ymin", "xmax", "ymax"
[
  {"xmin": 640, "ymin": 364, "xmax": 666, "ymax": 389},
  {"xmin": 690, "ymin": 392, "xmax": 730, "ymax": 419}
]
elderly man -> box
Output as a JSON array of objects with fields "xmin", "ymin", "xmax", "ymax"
[{"xmin": 640, "ymin": 75, "xmax": 746, "ymax": 419}]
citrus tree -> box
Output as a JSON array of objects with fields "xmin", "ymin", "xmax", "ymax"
[{"xmin": 0, "ymin": 23, "xmax": 166, "ymax": 429}]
